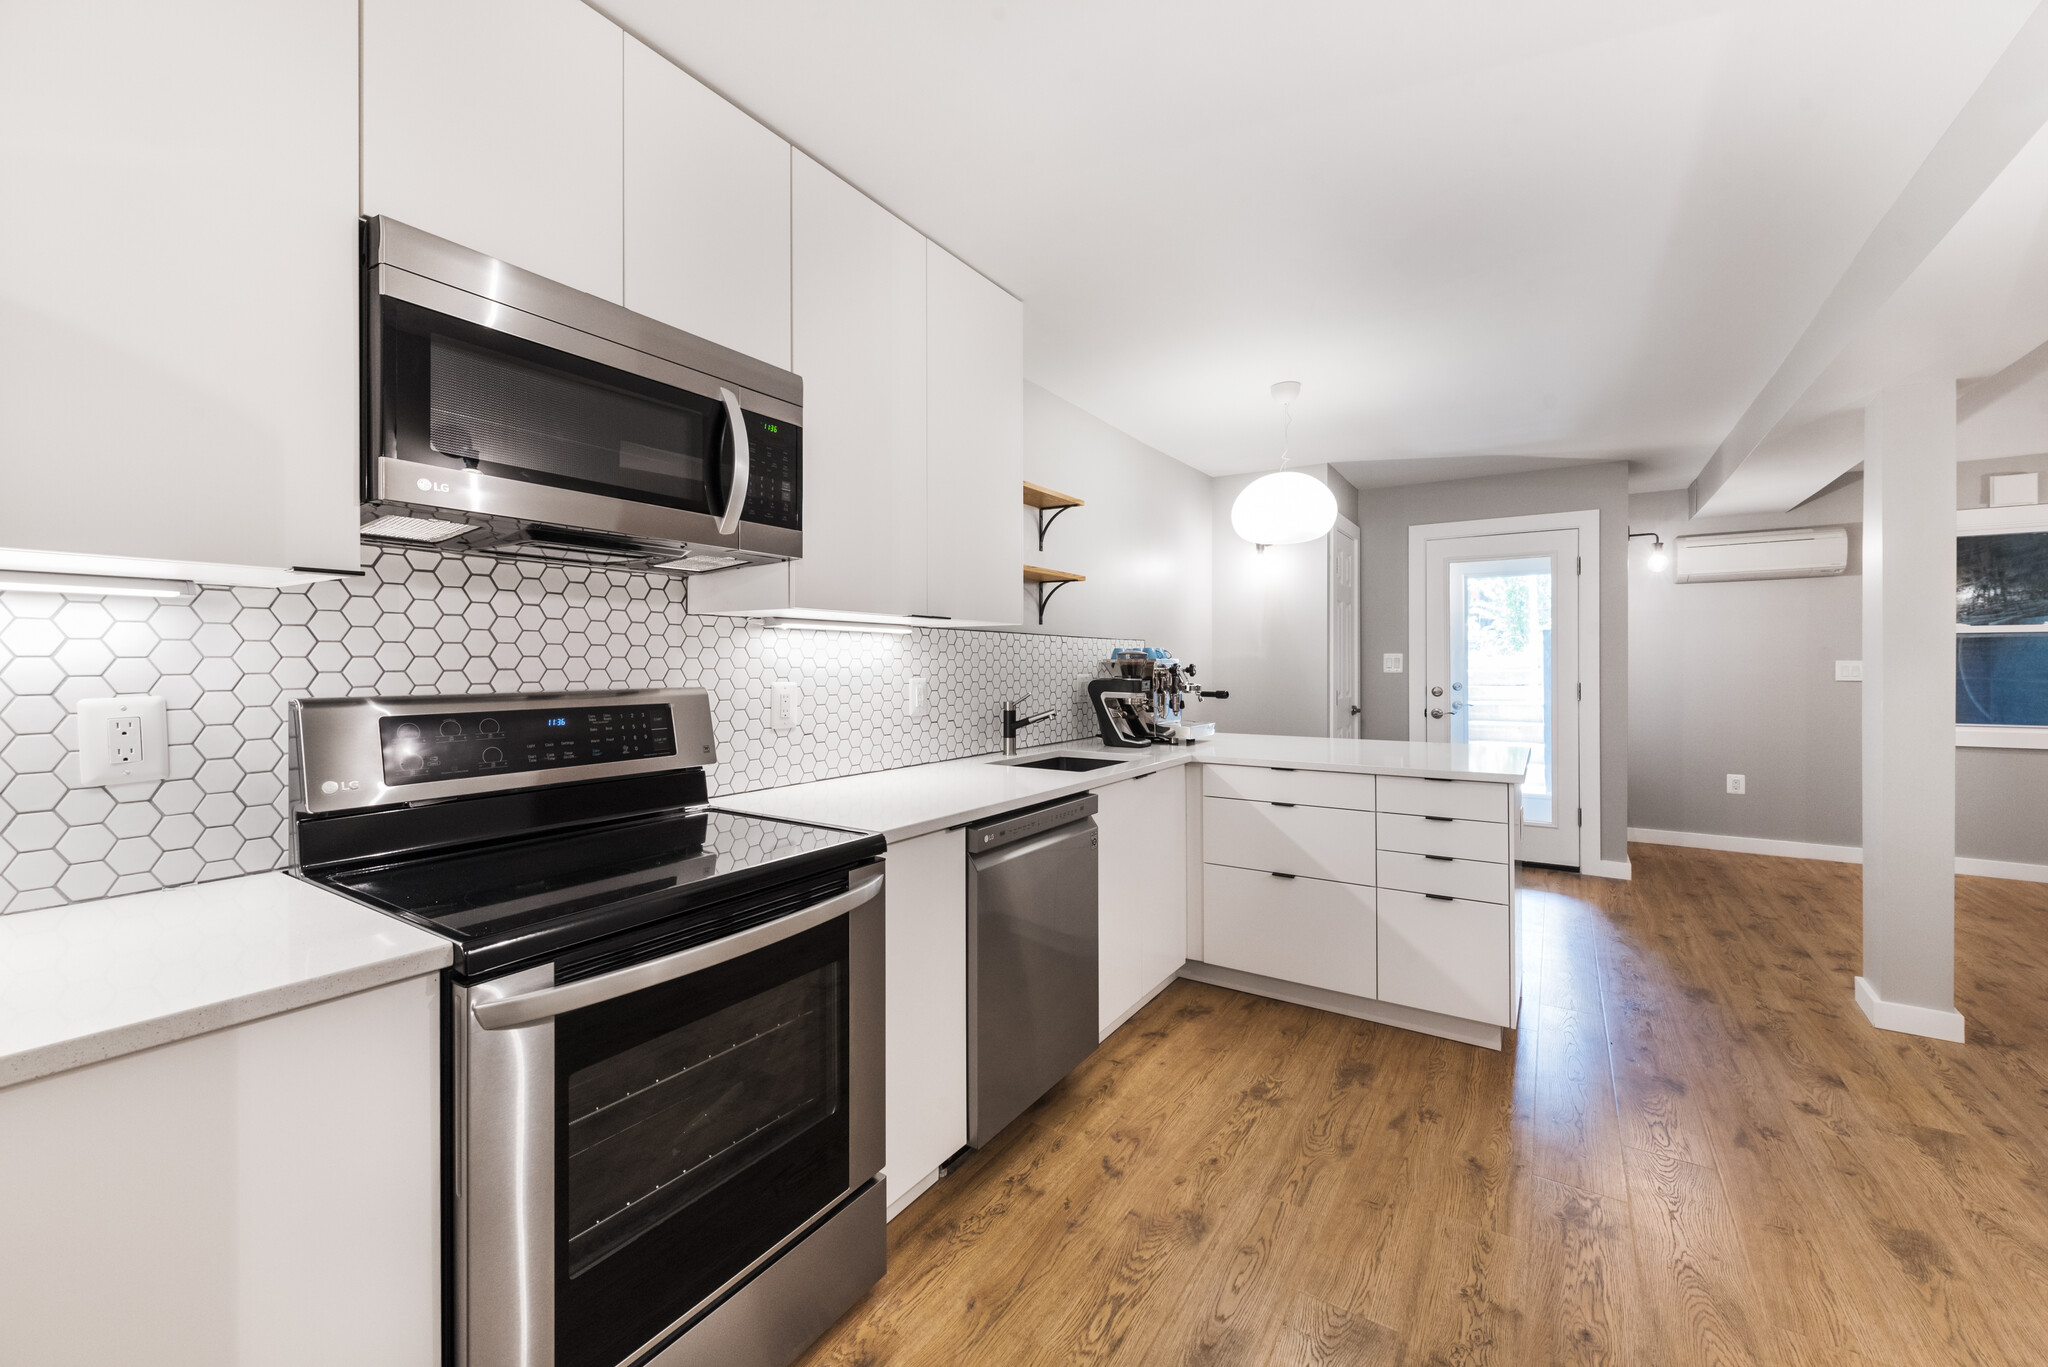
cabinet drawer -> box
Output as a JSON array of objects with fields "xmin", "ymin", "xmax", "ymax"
[
  {"xmin": 1377, "ymin": 888, "xmax": 1512, "ymax": 1025},
  {"xmin": 1201, "ymin": 764, "xmax": 1375, "ymax": 812},
  {"xmin": 1376, "ymin": 812, "xmax": 1509, "ymax": 862},
  {"xmin": 1203, "ymin": 864, "xmax": 1376, "ymax": 999},
  {"xmin": 1203, "ymin": 798, "xmax": 1376, "ymax": 886},
  {"xmin": 1378, "ymin": 776, "xmax": 1509, "ymax": 822},
  {"xmin": 1377, "ymin": 850, "xmax": 1511, "ymax": 904}
]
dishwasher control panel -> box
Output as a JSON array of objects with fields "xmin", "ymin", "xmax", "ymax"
[{"xmin": 966, "ymin": 792, "xmax": 1100, "ymax": 854}]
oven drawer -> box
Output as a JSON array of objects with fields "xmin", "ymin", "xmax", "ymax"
[
  {"xmin": 1376, "ymin": 811, "xmax": 1509, "ymax": 862},
  {"xmin": 1377, "ymin": 849, "xmax": 1511, "ymax": 905},
  {"xmin": 1201, "ymin": 764, "xmax": 1376, "ymax": 812},
  {"xmin": 1203, "ymin": 797, "xmax": 1375, "ymax": 886},
  {"xmin": 1377, "ymin": 776, "xmax": 1509, "ymax": 822},
  {"xmin": 1376, "ymin": 888, "xmax": 1512, "ymax": 1026},
  {"xmin": 1203, "ymin": 863, "xmax": 1376, "ymax": 999}
]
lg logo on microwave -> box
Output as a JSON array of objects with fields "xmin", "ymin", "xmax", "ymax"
[
  {"xmin": 319, "ymin": 780, "xmax": 362, "ymax": 796},
  {"xmin": 416, "ymin": 477, "xmax": 450, "ymax": 494}
]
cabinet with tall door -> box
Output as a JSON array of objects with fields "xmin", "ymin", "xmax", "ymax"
[{"xmin": 0, "ymin": 0, "xmax": 361, "ymax": 588}]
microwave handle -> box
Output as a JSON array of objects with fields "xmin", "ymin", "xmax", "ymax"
[
  {"xmin": 470, "ymin": 864, "xmax": 882, "ymax": 1030},
  {"xmin": 715, "ymin": 386, "xmax": 751, "ymax": 537}
]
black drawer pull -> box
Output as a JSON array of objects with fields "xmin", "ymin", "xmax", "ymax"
[
  {"xmin": 1424, "ymin": 777, "xmax": 1452, "ymax": 782},
  {"xmin": 1272, "ymin": 801, "xmax": 1296, "ymax": 808},
  {"xmin": 1425, "ymin": 893, "xmax": 1454, "ymax": 902},
  {"xmin": 1271, "ymin": 871, "xmax": 1296, "ymax": 880},
  {"xmin": 1423, "ymin": 815, "xmax": 1453, "ymax": 823},
  {"xmin": 1271, "ymin": 766, "xmax": 1296, "ymax": 772},
  {"xmin": 1424, "ymin": 854, "xmax": 1453, "ymax": 862}
]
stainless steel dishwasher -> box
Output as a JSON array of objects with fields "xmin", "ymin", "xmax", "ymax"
[{"xmin": 966, "ymin": 792, "xmax": 1100, "ymax": 1147}]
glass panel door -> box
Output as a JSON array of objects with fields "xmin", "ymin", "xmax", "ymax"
[
  {"xmin": 1450, "ymin": 556, "xmax": 1555, "ymax": 823},
  {"xmin": 554, "ymin": 917, "xmax": 850, "ymax": 1367}
]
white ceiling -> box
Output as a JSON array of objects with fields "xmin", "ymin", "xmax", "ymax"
[{"xmin": 599, "ymin": 0, "xmax": 2037, "ymax": 487}]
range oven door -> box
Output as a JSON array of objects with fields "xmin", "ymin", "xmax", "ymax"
[{"xmin": 455, "ymin": 863, "xmax": 883, "ymax": 1367}]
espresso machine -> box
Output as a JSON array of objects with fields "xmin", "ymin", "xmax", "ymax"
[{"xmin": 1087, "ymin": 647, "xmax": 1228, "ymax": 748}]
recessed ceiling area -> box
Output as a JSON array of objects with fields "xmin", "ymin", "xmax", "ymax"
[{"xmin": 597, "ymin": 0, "xmax": 2038, "ymax": 488}]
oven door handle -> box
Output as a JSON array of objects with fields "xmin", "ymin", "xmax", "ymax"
[{"xmin": 470, "ymin": 864, "xmax": 883, "ymax": 1030}]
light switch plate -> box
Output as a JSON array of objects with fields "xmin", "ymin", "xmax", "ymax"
[
  {"xmin": 907, "ymin": 677, "xmax": 929, "ymax": 717},
  {"xmin": 78, "ymin": 694, "xmax": 169, "ymax": 786},
  {"xmin": 1383, "ymin": 653, "xmax": 1404, "ymax": 674},
  {"xmin": 1834, "ymin": 660, "xmax": 1863, "ymax": 682},
  {"xmin": 770, "ymin": 681, "xmax": 799, "ymax": 733}
]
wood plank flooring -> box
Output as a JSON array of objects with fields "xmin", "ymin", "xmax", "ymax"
[{"xmin": 794, "ymin": 845, "xmax": 2048, "ymax": 1366}]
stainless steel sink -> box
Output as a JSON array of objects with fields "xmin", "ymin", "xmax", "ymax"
[{"xmin": 999, "ymin": 754, "xmax": 1127, "ymax": 772}]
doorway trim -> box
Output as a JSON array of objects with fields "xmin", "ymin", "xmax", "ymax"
[
  {"xmin": 1406, "ymin": 509, "xmax": 1622, "ymax": 879},
  {"xmin": 1329, "ymin": 514, "xmax": 1361, "ymax": 738}
]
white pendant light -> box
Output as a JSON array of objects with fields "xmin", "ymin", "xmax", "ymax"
[{"xmin": 1231, "ymin": 380, "xmax": 1337, "ymax": 549}]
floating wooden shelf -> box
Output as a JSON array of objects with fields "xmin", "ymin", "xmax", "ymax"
[
  {"xmin": 1022, "ymin": 481, "xmax": 1084, "ymax": 510},
  {"xmin": 1023, "ymin": 565, "xmax": 1084, "ymax": 624}
]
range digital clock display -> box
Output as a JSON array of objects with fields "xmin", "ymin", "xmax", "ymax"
[{"xmin": 376, "ymin": 704, "xmax": 676, "ymax": 786}]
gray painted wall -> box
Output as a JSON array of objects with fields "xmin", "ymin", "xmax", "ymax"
[
  {"xmin": 1627, "ymin": 469, "xmax": 2048, "ymax": 866},
  {"xmin": 1356, "ymin": 462, "xmax": 1630, "ymax": 867},
  {"xmin": 1020, "ymin": 383, "xmax": 1214, "ymax": 661}
]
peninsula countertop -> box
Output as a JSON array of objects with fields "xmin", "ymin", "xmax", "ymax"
[
  {"xmin": 714, "ymin": 733, "xmax": 1529, "ymax": 844},
  {"xmin": 0, "ymin": 871, "xmax": 451, "ymax": 1090}
]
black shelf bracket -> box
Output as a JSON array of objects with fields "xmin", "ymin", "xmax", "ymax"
[
  {"xmin": 1034, "ymin": 578, "xmax": 1074, "ymax": 625},
  {"xmin": 1036, "ymin": 503, "xmax": 1073, "ymax": 552}
]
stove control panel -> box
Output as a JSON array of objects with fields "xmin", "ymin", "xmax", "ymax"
[{"xmin": 377, "ymin": 703, "xmax": 676, "ymax": 786}]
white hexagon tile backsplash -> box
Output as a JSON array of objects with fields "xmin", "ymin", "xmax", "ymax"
[{"xmin": 0, "ymin": 548, "xmax": 1134, "ymax": 914}]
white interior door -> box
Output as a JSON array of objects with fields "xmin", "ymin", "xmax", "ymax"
[
  {"xmin": 1422, "ymin": 529, "xmax": 1580, "ymax": 866},
  {"xmin": 1329, "ymin": 519, "xmax": 1361, "ymax": 737}
]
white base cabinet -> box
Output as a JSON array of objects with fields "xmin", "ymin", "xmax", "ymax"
[
  {"xmin": 881, "ymin": 827, "xmax": 967, "ymax": 1215},
  {"xmin": 1197, "ymin": 764, "xmax": 1520, "ymax": 1031},
  {"xmin": 1096, "ymin": 771, "xmax": 1188, "ymax": 1036},
  {"xmin": 0, "ymin": 975, "xmax": 441, "ymax": 1366}
]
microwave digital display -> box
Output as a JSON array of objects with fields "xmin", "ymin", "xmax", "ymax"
[{"xmin": 376, "ymin": 705, "xmax": 676, "ymax": 786}]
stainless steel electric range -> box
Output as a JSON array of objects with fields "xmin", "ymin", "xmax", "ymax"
[{"xmin": 287, "ymin": 688, "xmax": 885, "ymax": 1367}]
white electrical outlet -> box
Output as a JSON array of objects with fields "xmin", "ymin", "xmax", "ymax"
[
  {"xmin": 770, "ymin": 681, "xmax": 799, "ymax": 733},
  {"xmin": 78, "ymin": 695, "xmax": 169, "ymax": 786},
  {"xmin": 907, "ymin": 677, "xmax": 929, "ymax": 717},
  {"xmin": 1726, "ymin": 773, "xmax": 1746, "ymax": 795},
  {"xmin": 1834, "ymin": 660, "xmax": 1863, "ymax": 682},
  {"xmin": 1383, "ymin": 653, "xmax": 1404, "ymax": 674}
]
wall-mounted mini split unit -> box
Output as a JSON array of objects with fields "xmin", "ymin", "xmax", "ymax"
[{"xmin": 1672, "ymin": 526, "xmax": 1849, "ymax": 583}]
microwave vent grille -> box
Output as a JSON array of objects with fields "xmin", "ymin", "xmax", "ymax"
[{"xmin": 359, "ymin": 514, "xmax": 479, "ymax": 544}]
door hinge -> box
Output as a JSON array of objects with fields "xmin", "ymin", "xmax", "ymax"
[
  {"xmin": 1576, "ymin": 556, "xmax": 1582, "ymax": 575},
  {"xmin": 1576, "ymin": 682, "xmax": 1581, "ymax": 701},
  {"xmin": 1577, "ymin": 807, "xmax": 1583, "ymax": 827}
]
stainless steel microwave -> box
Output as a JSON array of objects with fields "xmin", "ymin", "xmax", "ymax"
[{"xmin": 360, "ymin": 217, "xmax": 802, "ymax": 575}]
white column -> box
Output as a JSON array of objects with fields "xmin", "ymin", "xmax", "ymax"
[{"xmin": 1857, "ymin": 374, "xmax": 1964, "ymax": 1041}]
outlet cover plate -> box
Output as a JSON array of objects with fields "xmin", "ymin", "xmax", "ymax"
[
  {"xmin": 78, "ymin": 694, "xmax": 169, "ymax": 786},
  {"xmin": 770, "ymin": 681, "xmax": 799, "ymax": 733},
  {"xmin": 1726, "ymin": 773, "xmax": 1746, "ymax": 795},
  {"xmin": 1835, "ymin": 660, "xmax": 1863, "ymax": 681},
  {"xmin": 907, "ymin": 677, "xmax": 929, "ymax": 717}
]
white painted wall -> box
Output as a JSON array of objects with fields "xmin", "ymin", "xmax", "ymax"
[
  {"xmin": 1020, "ymin": 384, "xmax": 1213, "ymax": 662},
  {"xmin": 1207, "ymin": 465, "xmax": 1357, "ymax": 737}
]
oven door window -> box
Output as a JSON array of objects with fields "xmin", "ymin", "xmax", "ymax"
[{"xmin": 555, "ymin": 918, "xmax": 850, "ymax": 1367}]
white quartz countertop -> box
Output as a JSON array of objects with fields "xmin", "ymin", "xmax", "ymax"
[
  {"xmin": 0, "ymin": 871, "xmax": 450, "ymax": 1090},
  {"xmin": 715, "ymin": 733, "xmax": 1528, "ymax": 845}
]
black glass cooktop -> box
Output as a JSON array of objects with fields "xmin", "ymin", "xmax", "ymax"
[{"xmin": 314, "ymin": 807, "xmax": 880, "ymax": 979}]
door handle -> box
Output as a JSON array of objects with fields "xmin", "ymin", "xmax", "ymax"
[
  {"xmin": 1350, "ymin": 705, "xmax": 1361, "ymax": 715},
  {"xmin": 1429, "ymin": 708, "xmax": 1444, "ymax": 719},
  {"xmin": 715, "ymin": 386, "xmax": 751, "ymax": 537},
  {"xmin": 471, "ymin": 865, "xmax": 882, "ymax": 1029}
]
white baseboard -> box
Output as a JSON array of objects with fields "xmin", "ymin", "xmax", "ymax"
[
  {"xmin": 1854, "ymin": 976, "xmax": 1966, "ymax": 1043},
  {"xmin": 1955, "ymin": 855, "xmax": 2048, "ymax": 884},
  {"xmin": 1178, "ymin": 961, "xmax": 1503, "ymax": 1050},
  {"xmin": 1628, "ymin": 827, "xmax": 2048, "ymax": 882},
  {"xmin": 1582, "ymin": 857, "xmax": 1633, "ymax": 881},
  {"xmin": 1629, "ymin": 827, "xmax": 1862, "ymax": 863}
]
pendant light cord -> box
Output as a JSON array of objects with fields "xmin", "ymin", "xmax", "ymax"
[{"xmin": 1277, "ymin": 400, "xmax": 1293, "ymax": 470}]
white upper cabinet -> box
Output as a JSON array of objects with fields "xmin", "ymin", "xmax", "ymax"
[
  {"xmin": 623, "ymin": 36, "xmax": 792, "ymax": 368},
  {"xmin": 0, "ymin": 0, "xmax": 360, "ymax": 586},
  {"xmin": 926, "ymin": 245, "xmax": 1024, "ymax": 625},
  {"xmin": 362, "ymin": 0, "xmax": 624, "ymax": 302},
  {"xmin": 696, "ymin": 153, "xmax": 928, "ymax": 617}
]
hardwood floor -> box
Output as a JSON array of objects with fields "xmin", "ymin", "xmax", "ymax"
[{"xmin": 795, "ymin": 845, "xmax": 2048, "ymax": 1366}]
